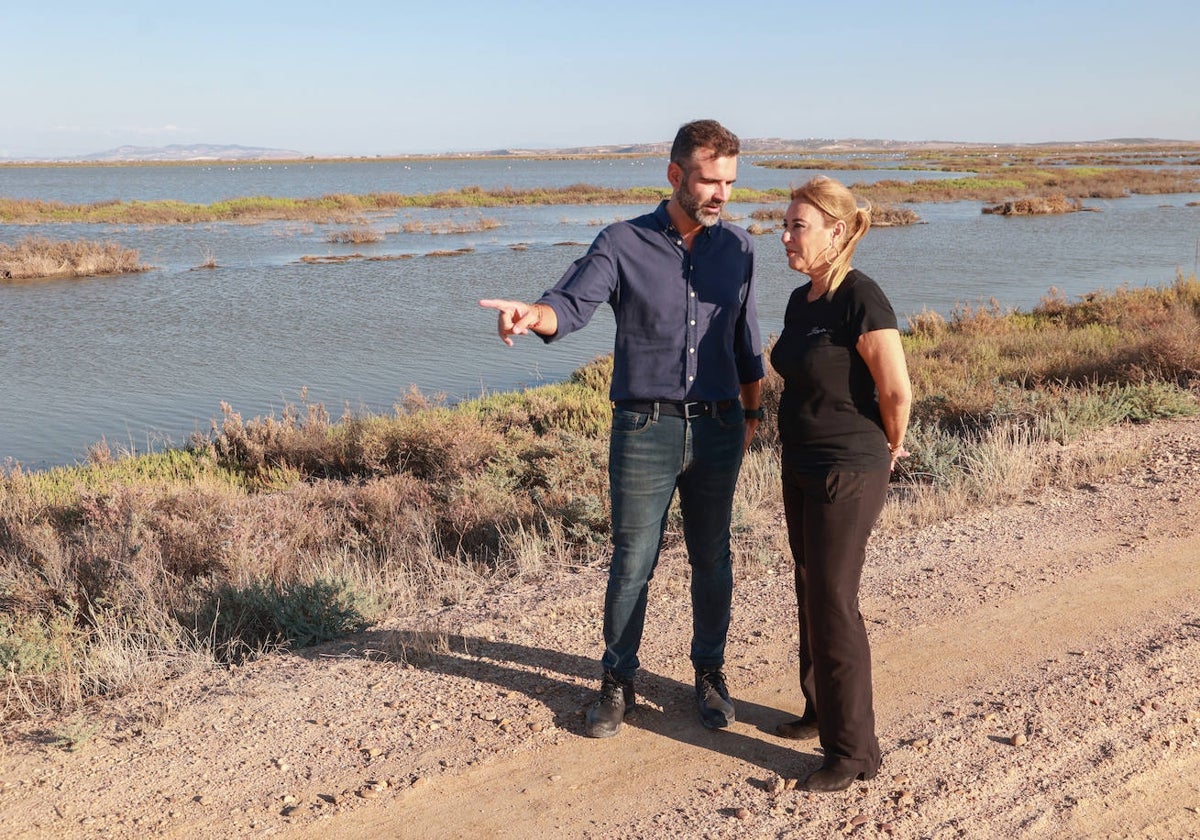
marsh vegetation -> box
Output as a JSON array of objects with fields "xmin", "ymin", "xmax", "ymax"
[
  {"xmin": 2, "ymin": 161, "xmax": 1195, "ymax": 232},
  {"xmin": 3, "ymin": 275, "xmax": 1198, "ymax": 723},
  {"xmin": 0, "ymin": 236, "xmax": 150, "ymax": 280}
]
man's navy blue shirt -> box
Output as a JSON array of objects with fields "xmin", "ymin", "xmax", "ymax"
[{"xmin": 537, "ymin": 201, "xmax": 764, "ymax": 403}]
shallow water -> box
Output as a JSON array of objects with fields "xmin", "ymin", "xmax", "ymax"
[{"xmin": 2, "ymin": 159, "xmax": 1199, "ymax": 468}]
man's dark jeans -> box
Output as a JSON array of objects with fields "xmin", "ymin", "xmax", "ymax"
[{"xmin": 601, "ymin": 402, "xmax": 745, "ymax": 680}]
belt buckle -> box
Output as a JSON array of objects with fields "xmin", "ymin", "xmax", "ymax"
[{"xmin": 683, "ymin": 402, "xmax": 705, "ymax": 419}]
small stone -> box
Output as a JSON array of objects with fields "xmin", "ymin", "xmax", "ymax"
[
  {"xmin": 783, "ymin": 778, "xmax": 798, "ymax": 791},
  {"xmin": 1011, "ymin": 733, "xmax": 1028, "ymax": 746},
  {"xmin": 850, "ymin": 814, "xmax": 869, "ymax": 826},
  {"xmin": 734, "ymin": 807, "xmax": 750, "ymax": 820},
  {"xmin": 767, "ymin": 776, "xmax": 785, "ymax": 795},
  {"xmin": 358, "ymin": 787, "xmax": 379, "ymax": 800}
]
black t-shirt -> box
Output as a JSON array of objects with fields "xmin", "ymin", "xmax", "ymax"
[{"xmin": 769, "ymin": 269, "xmax": 898, "ymax": 472}]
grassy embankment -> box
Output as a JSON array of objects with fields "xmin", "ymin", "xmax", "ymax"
[
  {"xmin": 3, "ymin": 275, "xmax": 1199, "ymax": 724},
  {"xmin": 758, "ymin": 154, "xmax": 1200, "ymax": 215},
  {"xmin": 2, "ymin": 164, "xmax": 1195, "ymax": 228}
]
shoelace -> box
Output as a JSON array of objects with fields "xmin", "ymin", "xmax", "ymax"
[
  {"xmin": 598, "ymin": 677, "xmax": 623, "ymax": 704},
  {"xmin": 700, "ymin": 671, "xmax": 728, "ymax": 699}
]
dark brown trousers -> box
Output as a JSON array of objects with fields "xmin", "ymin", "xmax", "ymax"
[{"xmin": 781, "ymin": 466, "xmax": 890, "ymax": 778}]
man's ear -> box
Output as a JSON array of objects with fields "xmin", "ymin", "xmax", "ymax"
[{"xmin": 667, "ymin": 161, "xmax": 684, "ymax": 190}]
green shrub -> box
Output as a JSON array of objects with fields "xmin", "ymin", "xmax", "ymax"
[
  {"xmin": 0, "ymin": 610, "xmax": 79, "ymax": 675},
  {"xmin": 193, "ymin": 577, "xmax": 382, "ymax": 661}
]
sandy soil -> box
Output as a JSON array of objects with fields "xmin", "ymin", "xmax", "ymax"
[{"xmin": 3, "ymin": 417, "xmax": 1200, "ymax": 839}]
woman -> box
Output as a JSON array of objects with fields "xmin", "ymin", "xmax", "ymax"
[{"xmin": 769, "ymin": 176, "xmax": 912, "ymax": 792}]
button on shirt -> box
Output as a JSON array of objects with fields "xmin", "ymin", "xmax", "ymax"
[{"xmin": 536, "ymin": 201, "xmax": 764, "ymax": 402}]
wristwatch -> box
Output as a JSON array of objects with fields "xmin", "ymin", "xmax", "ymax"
[{"xmin": 743, "ymin": 407, "xmax": 765, "ymax": 421}]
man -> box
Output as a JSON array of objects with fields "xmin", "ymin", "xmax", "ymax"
[{"xmin": 480, "ymin": 119, "xmax": 764, "ymax": 738}]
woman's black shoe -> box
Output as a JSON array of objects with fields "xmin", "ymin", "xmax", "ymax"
[
  {"xmin": 803, "ymin": 765, "xmax": 876, "ymax": 792},
  {"xmin": 774, "ymin": 718, "xmax": 819, "ymax": 740}
]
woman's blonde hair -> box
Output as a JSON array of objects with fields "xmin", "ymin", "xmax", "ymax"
[{"xmin": 790, "ymin": 175, "xmax": 871, "ymax": 297}]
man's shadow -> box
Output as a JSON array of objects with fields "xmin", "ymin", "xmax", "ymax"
[{"xmin": 319, "ymin": 627, "xmax": 820, "ymax": 781}]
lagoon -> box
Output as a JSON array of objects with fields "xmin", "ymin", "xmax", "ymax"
[{"xmin": 2, "ymin": 158, "xmax": 1198, "ymax": 468}]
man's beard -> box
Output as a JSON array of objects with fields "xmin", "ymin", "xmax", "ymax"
[{"xmin": 677, "ymin": 183, "xmax": 722, "ymax": 228}]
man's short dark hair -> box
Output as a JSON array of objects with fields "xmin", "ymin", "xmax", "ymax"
[{"xmin": 670, "ymin": 119, "xmax": 740, "ymax": 166}]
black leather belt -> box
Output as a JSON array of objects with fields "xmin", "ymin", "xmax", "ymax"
[{"xmin": 615, "ymin": 399, "xmax": 736, "ymax": 419}]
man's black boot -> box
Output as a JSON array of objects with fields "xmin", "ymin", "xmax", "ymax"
[
  {"xmin": 695, "ymin": 667, "xmax": 735, "ymax": 730},
  {"xmin": 585, "ymin": 671, "xmax": 635, "ymax": 738}
]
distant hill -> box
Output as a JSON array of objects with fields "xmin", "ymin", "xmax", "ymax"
[
  {"xmin": 4, "ymin": 137, "xmax": 1194, "ymax": 165},
  {"xmin": 470, "ymin": 137, "xmax": 1196, "ymax": 157}
]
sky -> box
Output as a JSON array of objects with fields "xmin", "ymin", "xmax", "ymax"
[{"xmin": 3, "ymin": 0, "xmax": 1198, "ymax": 159}]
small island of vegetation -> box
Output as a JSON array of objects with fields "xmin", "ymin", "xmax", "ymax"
[{"xmin": 0, "ymin": 236, "xmax": 150, "ymax": 281}]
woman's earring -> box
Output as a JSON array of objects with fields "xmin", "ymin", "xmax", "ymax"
[{"xmin": 824, "ymin": 242, "xmax": 838, "ymax": 263}]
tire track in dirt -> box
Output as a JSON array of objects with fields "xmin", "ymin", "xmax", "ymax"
[{"xmin": 299, "ymin": 519, "xmax": 1200, "ymax": 839}]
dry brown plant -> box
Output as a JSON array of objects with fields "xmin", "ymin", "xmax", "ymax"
[
  {"xmin": 402, "ymin": 216, "xmax": 502, "ymax": 235},
  {"xmin": 870, "ymin": 204, "xmax": 924, "ymax": 226},
  {"xmin": 0, "ymin": 235, "xmax": 150, "ymax": 280},
  {"xmin": 982, "ymin": 194, "xmax": 1083, "ymax": 215},
  {"xmin": 326, "ymin": 225, "xmax": 383, "ymax": 244}
]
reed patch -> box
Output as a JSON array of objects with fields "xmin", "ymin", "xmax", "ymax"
[{"xmin": 0, "ymin": 235, "xmax": 151, "ymax": 280}]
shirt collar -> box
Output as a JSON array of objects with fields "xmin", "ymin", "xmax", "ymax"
[{"xmin": 654, "ymin": 200, "xmax": 717, "ymax": 241}]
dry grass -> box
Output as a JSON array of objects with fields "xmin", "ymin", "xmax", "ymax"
[
  {"xmin": 755, "ymin": 158, "xmax": 874, "ymax": 171},
  {"xmin": 854, "ymin": 166, "xmax": 1199, "ymax": 205},
  {"xmin": 871, "ymin": 204, "xmax": 924, "ymax": 226},
  {"xmin": 402, "ymin": 216, "xmax": 503, "ymax": 235},
  {"xmin": 0, "ymin": 235, "xmax": 150, "ymax": 280},
  {"xmin": 744, "ymin": 203, "xmax": 923, "ymax": 230},
  {"xmin": 0, "ymin": 186, "xmax": 699, "ymax": 226},
  {"xmin": 298, "ymin": 253, "xmax": 417, "ymax": 264},
  {"xmin": 326, "ymin": 225, "xmax": 383, "ymax": 244},
  {"xmin": 982, "ymin": 194, "xmax": 1084, "ymax": 216},
  {"xmin": 4, "ymin": 281, "xmax": 1200, "ymax": 721}
]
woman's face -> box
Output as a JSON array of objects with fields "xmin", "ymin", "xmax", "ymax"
[{"xmin": 781, "ymin": 199, "xmax": 839, "ymax": 278}]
